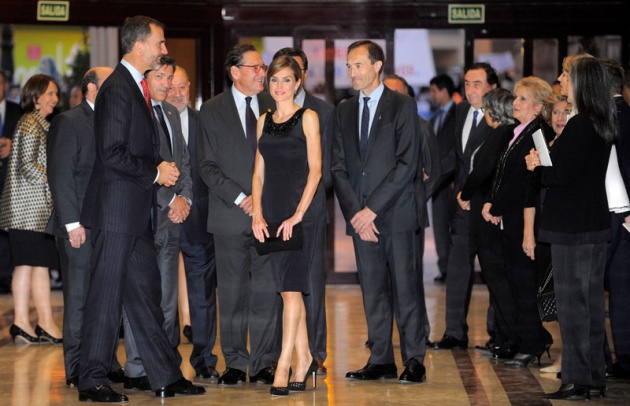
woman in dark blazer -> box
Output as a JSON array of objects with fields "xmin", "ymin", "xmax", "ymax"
[
  {"xmin": 527, "ymin": 57, "xmax": 616, "ymax": 400},
  {"xmin": 457, "ymin": 88, "xmax": 518, "ymax": 357},
  {"xmin": 482, "ymin": 77, "xmax": 554, "ymax": 367},
  {"xmin": 0, "ymin": 74, "xmax": 61, "ymax": 345}
]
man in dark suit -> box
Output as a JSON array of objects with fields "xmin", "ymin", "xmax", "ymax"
[
  {"xmin": 0, "ymin": 69, "xmax": 21, "ymax": 291},
  {"xmin": 271, "ymin": 47, "xmax": 334, "ymax": 375},
  {"xmin": 47, "ymin": 66, "xmax": 128, "ymax": 388},
  {"xmin": 602, "ymin": 58, "xmax": 630, "ymax": 379},
  {"xmin": 78, "ymin": 16, "xmax": 203, "ymax": 402},
  {"xmin": 429, "ymin": 74, "xmax": 457, "ymax": 283},
  {"xmin": 332, "ymin": 40, "xmax": 426, "ymax": 384},
  {"xmin": 122, "ymin": 56, "xmax": 194, "ymax": 391},
  {"xmin": 167, "ymin": 65, "xmax": 220, "ymax": 380},
  {"xmin": 197, "ymin": 44, "xmax": 279, "ymax": 386},
  {"xmin": 433, "ymin": 63, "xmax": 498, "ymax": 350}
]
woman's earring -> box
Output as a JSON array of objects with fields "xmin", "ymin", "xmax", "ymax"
[{"xmin": 294, "ymin": 88, "xmax": 298, "ymax": 95}]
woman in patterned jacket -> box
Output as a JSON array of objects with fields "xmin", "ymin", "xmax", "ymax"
[{"xmin": 0, "ymin": 74, "xmax": 62, "ymax": 345}]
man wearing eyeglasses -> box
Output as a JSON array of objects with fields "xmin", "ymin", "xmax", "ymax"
[{"xmin": 197, "ymin": 44, "xmax": 279, "ymax": 386}]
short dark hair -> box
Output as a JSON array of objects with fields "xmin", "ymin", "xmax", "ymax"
[
  {"xmin": 482, "ymin": 88, "xmax": 515, "ymax": 126},
  {"xmin": 120, "ymin": 16, "xmax": 163, "ymax": 55},
  {"xmin": 383, "ymin": 74, "xmax": 411, "ymax": 96},
  {"xmin": 267, "ymin": 55, "xmax": 302, "ymax": 98},
  {"xmin": 20, "ymin": 74, "xmax": 58, "ymax": 112},
  {"xmin": 81, "ymin": 69, "xmax": 98, "ymax": 96},
  {"xmin": 348, "ymin": 40, "xmax": 385, "ymax": 74},
  {"xmin": 144, "ymin": 54, "xmax": 176, "ymax": 78},
  {"xmin": 273, "ymin": 47, "xmax": 308, "ymax": 71},
  {"xmin": 430, "ymin": 74, "xmax": 455, "ymax": 97},
  {"xmin": 466, "ymin": 62, "xmax": 499, "ymax": 88},
  {"xmin": 600, "ymin": 58, "xmax": 624, "ymax": 95},
  {"xmin": 225, "ymin": 44, "xmax": 257, "ymax": 81}
]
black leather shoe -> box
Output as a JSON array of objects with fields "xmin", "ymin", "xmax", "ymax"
[
  {"xmin": 196, "ymin": 366, "xmax": 219, "ymax": 379},
  {"xmin": 35, "ymin": 325, "xmax": 63, "ymax": 344},
  {"xmin": 433, "ymin": 335, "xmax": 468, "ymax": 350},
  {"xmin": 544, "ymin": 383, "xmax": 590, "ymax": 400},
  {"xmin": 398, "ymin": 359, "xmax": 426, "ymax": 384},
  {"xmin": 218, "ymin": 368, "xmax": 246, "ymax": 385},
  {"xmin": 123, "ymin": 375, "xmax": 151, "ymax": 391},
  {"xmin": 183, "ymin": 325, "xmax": 193, "ymax": 343},
  {"xmin": 505, "ymin": 352, "xmax": 540, "ymax": 367},
  {"xmin": 492, "ymin": 343, "xmax": 518, "ymax": 360},
  {"xmin": 66, "ymin": 376, "xmax": 79, "ymax": 388},
  {"xmin": 315, "ymin": 358, "xmax": 327, "ymax": 375},
  {"xmin": 346, "ymin": 363, "xmax": 397, "ymax": 380},
  {"xmin": 9, "ymin": 324, "xmax": 39, "ymax": 346},
  {"xmin": 474, "ymin": 338, "xmax": 497, "ymax": 356},
  {"xmin": 79, "ymin": 385, "xmax": 129, "ymax": 403},
  {"xmin": 108, "ymin": 368, "xmax": 126, "ymax": 384},
  {"xmin": 250, "ymin": 366, "xmax": 275, "ymax": 384},
  {"xmin": 155, "ymin": 377, "xmax": 205, "ymax": 398}
]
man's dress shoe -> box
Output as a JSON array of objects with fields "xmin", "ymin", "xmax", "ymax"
[
  {"xmin": 108, "ymin": 368, "xmax": 126, "ymax": 384},
  {"xmin": 155, "ymin": 377, "xmax": 205, "ymax": 398},
  {"xmin": 79, "ymin": 385, "xmax": 129, "ymax": 403},
  {"xmin": 218, "ymin": 368, "xmax": 247, "ymax": 385},
  {"xmin": 315, "ymin": 358, "xmax": 327, "ymax": 375},
  {"xmin": 433, "ymin": 335, "xmax": 468, "ymax": 349},
  {"xmin": 398, "ymin": 359, "xmax": 426, "ymax": 384},
  {"xmin": 123, "ymin": 375, "xmax": 151, "ymax": 391},
  {"xmin": 66, "ymin": 376, "xmax": 79, "ymax": 388},
  {"xmin": 346, "ymin": 363, "xmax": 397, "ymax": 380},
  {"xmin": 250, "ymin": 366, "xmax": 275, "ymax": 384},
  {"xmin": 196, "ymin": 365, "xmax": 219, "ymax": 379}
]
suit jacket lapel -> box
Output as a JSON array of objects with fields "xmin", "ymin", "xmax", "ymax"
[
  {"xmin": 223, "ymin": 93, "xmax": 254, "ymax": 164},
  {"xmin": 363, "ymin": 89, "xmax": 389, "ymax": 161},
  {"xmin": 347, "ymin": 96, "xmax": 360, "ymax": 159}
]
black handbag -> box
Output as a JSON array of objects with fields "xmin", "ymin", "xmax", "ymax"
[
  {"xmin": 537, "ymin": 264, "xmax": 558, "ymax": 322},
  {"xmin": 254, "ymin": 223, "xmax": 303, "ymax": 255}
]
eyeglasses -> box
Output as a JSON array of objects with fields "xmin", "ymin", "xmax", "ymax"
[{"xmin": 237, "ymin": 64, "xmax": 268, "ymax": 73}]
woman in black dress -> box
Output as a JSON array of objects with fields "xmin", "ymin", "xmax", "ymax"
[
  {"xmin": 527, "ymin": 57, "xmax": 616, "ymax": 400},
  {"xmin": 0, "ymin": 74, "xmax": 62, "ymax": 345},
  {"xmin": 252, "ymin": 56, "xmax": 323, "ymax": 396},
  {"xmin": 482, "ymin": 77, "xmax": 554, "ymax": 367}
]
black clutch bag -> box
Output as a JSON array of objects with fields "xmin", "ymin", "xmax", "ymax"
[
  {"xmin": 254, "ymin": 223, "xmax": 303, "ymax": 255},
  {"xmin": 537, "ymin": 263, "xmax": 558, "ymax": 322}
]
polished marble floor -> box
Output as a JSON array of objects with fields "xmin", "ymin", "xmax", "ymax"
[{"xmin": 1, "ymin": 281, "xmax": 629, "ymax": 405}]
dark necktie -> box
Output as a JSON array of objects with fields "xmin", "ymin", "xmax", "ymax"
[
  {"xmin": 471, "ymin": 109, "xmax": 479, "ymax": 133},
  {"xmin": 434, "ymin": 108, "xmax": 444, "ymax": 135},
  {"xmin": 154, "ymin": 104, "xmax": 172, "ymax": 154},
  {"xmin": 0, "ymin": 110, "xmax": 3, "ymax": 138},
  {"xmin": 360, "ymin": 97, "xmax": 370, "ymax": 157},
  {"xmin": 245, "ymin": 96, "xmax": 257, "ymax": 158},
  {"xmin": 140, "ymin": 78, "xmax": 152, "ymax": 114}
]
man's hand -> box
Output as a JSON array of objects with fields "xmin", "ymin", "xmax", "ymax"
[
  {"xmin": 68, "ymin": 226, "xmax": 87, "ymax": 249},
  {"xmin": 351, "ymin": 207, "xmax": 377, "ymax": 234},
  {"xmin": 239, "ymin": 195, "xmax": 253, "ymax": 216},
  {"xmin": 0, "ymin": 138, "xmax": 12, "ymax": 159},
  {"xmin": 157, "ymin": 161, "xmax": 179, "ymax": 187},
  {"xmin": 457, "ymin": 191, "xmax": 470, "ymax": 211},
  {"xmin": 358, "ymin": 225, "xmax": 379, "ymax": 242},
  {"xmin": 168, "ymin": 196, "xmax": 191, "ymax": 224}
]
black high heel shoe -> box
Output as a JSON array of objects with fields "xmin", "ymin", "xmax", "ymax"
[
  {"xmin": 505, "ymin": 344, "xmax": 550, "ymax": 367},
  {"xmin": 288, "ymin": 359, "xmax": 318, "ymax": 392},
  {"xmin": 10, "ymin": 324, "xmax": 39, "ymax": 346},
  {"xmin": 544, "ymin": 383, "xmax": 590, "ymax": 400},
  {"xmin": 35, "ymin": 325, "xmax": 63, "ymax": 344},
  {"xmin": 270, "ymin": 368, "xmax": 292, "ymax": 396}
]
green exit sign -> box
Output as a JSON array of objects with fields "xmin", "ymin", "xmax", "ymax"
[
  {"xmin": 37, "ymin": 1, "xmax": 70, "ymax": 22},
  {"xmin": 448, "ymin": 4, "xmax": 485, "ymax": 24}
]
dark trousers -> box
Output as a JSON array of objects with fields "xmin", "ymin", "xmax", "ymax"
[
  {"xmin": 304, "ymin": 211, "xmax": 327, "ymax": 362},
  {"xmin": 60, "ymin": 230, "xmax": 121, "ymax": 380},
  {"xmin": 431, "ymin": 184, "xmax": 454, "ymax": 276},
  {"xmin": 78, "ymin": 227, "xmax": 182, "ymax": 391},
  {"xmin": 444, "ymin": 207, "xmax": 474, "ymax": 340},
  {"xmin": 353, "ymin": 230, "xmax": 426, "ymax": 365},
  {"xmin": 214, "ymin": 233, "xmax": 280, "ymax": 375},
  {"xmin": 606, "ymin": 213, "xmax": 630, "ymax": 371},
  {"xmin": 553, "ymin": 242, "xmax": 607, "ymax": 386},
  {"xmin": 180, "ymin": 229, "xmax": 219, "ymax": 371}
]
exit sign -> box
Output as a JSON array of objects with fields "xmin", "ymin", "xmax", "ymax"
[
  {"xmin": 37, "ymin": 1, "xmax": 70, "ymax": 22},
  {"xmin": 448, "ymin": 4, "xmax": 485, "ymax": 24}
]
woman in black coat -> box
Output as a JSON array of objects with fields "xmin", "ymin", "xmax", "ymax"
[
  {"xmin": 482, "ymin": 77, "xmax": 554, "ymax": 367},
  {"xmin": 527, "ymin": 57, "xmax": 617, "ymax": 400},
  {"xmin": 457, "ymin": 88, "xmax": 518, "ymax": 356}
]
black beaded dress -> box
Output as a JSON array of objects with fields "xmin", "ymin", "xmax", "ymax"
[{"xmin": 258, "ymin": 108, "xmax": 324, "ymax": 293}]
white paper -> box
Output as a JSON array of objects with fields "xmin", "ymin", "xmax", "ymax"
[{"xmin": 532, "ymin": 129, "xmax": 552, "ymax": 166}]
